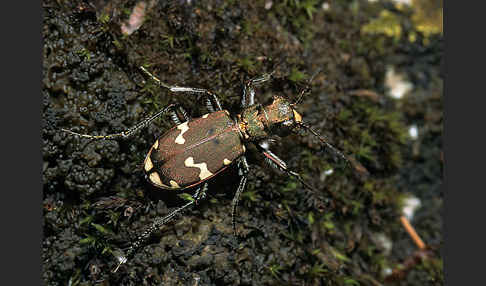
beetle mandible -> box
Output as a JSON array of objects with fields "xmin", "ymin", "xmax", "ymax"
[{"xmin": 62, "ymin": 66, "xmax": 349, "ymax": 272}]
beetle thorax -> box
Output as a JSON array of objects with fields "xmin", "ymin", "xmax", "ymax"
[
  {"xmin": 237, "ymin": 96, "xmax": 298, "ymax": 141},
  {"xmin": 237, "ymin": 105, "xmax": 268, "ymax": 141}
]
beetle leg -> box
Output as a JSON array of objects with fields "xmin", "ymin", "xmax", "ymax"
[
  {"xmin": 62, "ymin": 104, "xmax": 177, "ymax": 140},
  {"xmin": 191, "ymin": 183, "xmax": 207, "ymax": 205},
  {"xmin": 241, "ymin": 72, "xmax": 274, "ymax": 108},
  {"xmin": 291, "ymin": 68, "xmax": 322, "ymax": 106},
  {"xmin": 256, "ymin": 142, "xmax": 316, "ymax": 192},
  {"xmin": 113, "ymin": 183, "xmax": 208, "ymax": 273},
  {"xmin": 294, "ymin": 122, "xmax": 350, "ymax": 166},
  {"xmin": 170, "ymin": 105, "xmax": 191, "ymax": 125},
  {"xmin": 140, "ymin": 66, "xmax": 222, "ymax": 112},
  {"xmin": 205, "ymin": 97, "xmax": 215, "ymax": 113},
  {"xmin": 231, "ymin": 156, "xmax": 249, "ymax": 237}
]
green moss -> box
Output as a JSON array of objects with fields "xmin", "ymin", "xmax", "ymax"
[
  {"xmin": 421, "ymin": 256, "xmax": 444, "ymax": 283},
  {"xmin": 76, "ymin": 48, "xmax": 91, "ymax": 61},
  {"xmin": 289, "ymin": 68, "xmax": 306, "ymax": 82},
  {"xmin": 268, "ymin": 263, "xmax": 284, "ymax": 278},
  {"xmin": 362, "ymin": 10, "xmax": 402, "ymax": 42},
  {"xmin": 338, "ymin": 98, "xmax": 408, "ymax": 172},
  {"xmin": 97, "ymin": 12, "xmax": 110, "ymax": 24},
  {"xmin": 343, "ymin": 278, "xmax": 360, "ymax": 285},
  {"xmin": 241, "ymin": 190, "xmax": 260, "ymax": 202},
  {"xmin": 410, "ymin": 0, "xmax": 443, "ymax": 37},
  {"xmin": 270, "ymin": 0, "xmax": 320, "ymax": 43},
  {"xmin": 236, "ymin": 57, "xmax": 257, "ymax": 73},
  {"xmin": 308, "ymin": 262, "xmax": 328, "ymax": 278},
  {"xmin": 178, "ymin": 193, "xmax": 195, "ymax": 202}
]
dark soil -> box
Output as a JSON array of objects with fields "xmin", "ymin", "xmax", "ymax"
[{"xmin": 42, "ymin": 0, "xmax": 443, "ymax": 285}]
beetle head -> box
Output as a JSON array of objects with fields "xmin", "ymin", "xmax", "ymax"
[
  {"xmin": 262, "ymin": 96, "xmax": 304, "ymax": 137},
  {"xmin": 265, "ymin": 68, "xmax": 322, "ymax": 136},
  {"xmin": 261, "ymin": 94, "xmax": 349, "ymax": 165}
]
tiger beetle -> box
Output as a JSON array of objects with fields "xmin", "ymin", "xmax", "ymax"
[{"xmin": 62, "ymin": 66, "xmax": 349, "ymax": 272}]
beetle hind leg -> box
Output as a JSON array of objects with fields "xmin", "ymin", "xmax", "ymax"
[
  {"xmin": 113, "ymin": 183, "xmax": 208, "ymax": 272},
  {"xmin": 231, "ymin": 156, "xmax": 250, "ymax": 238}
]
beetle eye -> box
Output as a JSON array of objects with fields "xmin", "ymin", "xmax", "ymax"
[
  {"xmin": 272, "ymin": 120, "xmax": 294, "ymax": 136},
  {"xmin": 282, "ymin": 120, "xmax": 293, "ymax": 127}
]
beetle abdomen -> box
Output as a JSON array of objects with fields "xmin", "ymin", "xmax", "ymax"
[{"xmin": 144, "ymin": 110, "xmax": 245, "ymax": 190}]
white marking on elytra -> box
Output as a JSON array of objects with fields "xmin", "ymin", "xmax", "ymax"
[
  {"xmin": 242, "ymin": 145, "xmax": 246, "ymax": 152},
  {"xmin": 144, "ymin": 156, "xmax": 154, "ymax": 172},
  {"xmin": 153, "ymin": 140, "xmax": 159, "ymax": 150},
  {"xmin": 184, "ymin": 157, "xmax": 213, "ymax": 180},
  {"xmin": 169, "ymin": 180, "xmax": 180, "ymax": 188},
  {"xmin": 149, "ymin": 172, "xmax": 163, "ymax": 186},
  {"xmin": 175, "ymin": 122, "xmax": 189, "ymax": 144},
  {"xmin": 223, "ymin": 158, "xmax": 232, "ymax": 165},
  {"xmin": 202, "ymin": 113, "xmax": 209, "ymax": 118}
]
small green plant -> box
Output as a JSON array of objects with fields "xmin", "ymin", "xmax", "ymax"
[
  {"xmin": 268, "ymin": 263, "xmax": 283, "ymax": 279},
  {"xmin": 309, "ymin": 262, "xmax": 327, "ymax": 278},
  {"xmin": 179, "ymin": 193, "xmax": 195, "ymax": 202}
]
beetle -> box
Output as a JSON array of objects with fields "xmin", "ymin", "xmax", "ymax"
[{"xmin": 62, "ymin": 66, "xmax": 349, "ymax": 272}]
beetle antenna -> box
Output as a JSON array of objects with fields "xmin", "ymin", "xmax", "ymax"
[
  {"xmin": 296, "ymin": 121, "xmax": 349, "ymax": 166},
  {"xmin": 292, "ymin": 68, "xmax": 322, "ymax": 106}
]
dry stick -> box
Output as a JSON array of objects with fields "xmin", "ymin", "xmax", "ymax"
[
  {"xmin": 384, "ymin": 216, "xmax": 429, "ymax": 282},
  {"xmin": 399, "ymin": 215, "xmax": 426, "ymax": 250}
]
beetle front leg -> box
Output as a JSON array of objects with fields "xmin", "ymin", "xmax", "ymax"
[
  {"xmin": 257, "ymin": 142, "xmax": 315, "ymax": 192},
  {"xmin": 140, "ymin": 66, "xmax": 222, "ymax": 112},
  {"xmin": 241, "ymin": 72, "xmax": 274, "ymax": 108},
  {"xmin": 62, "ymin": 104, "xmax": 177, "ymax": 140},
  {"xmin": 231, "ymin": 156, "xmax": 250, "ymax": 237},
  {"xmin": 113, "ymin": 183, "xmax": 208, "ymax": 273}
]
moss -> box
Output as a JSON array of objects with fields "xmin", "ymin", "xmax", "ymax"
[
  {"xmin": 411, "ymin": 0, "xmax": 443, "ymax": 37},
  {"xmin": 362, "ymin": 10, "xmax": 403, "ymax": 42},
  {"xmin": 337, "ymin": 97, "xmax": 408, "ymax": 172},
  {"xmin": 269, "ymin": 0, "xmax": 321, "ymax": 43}
]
